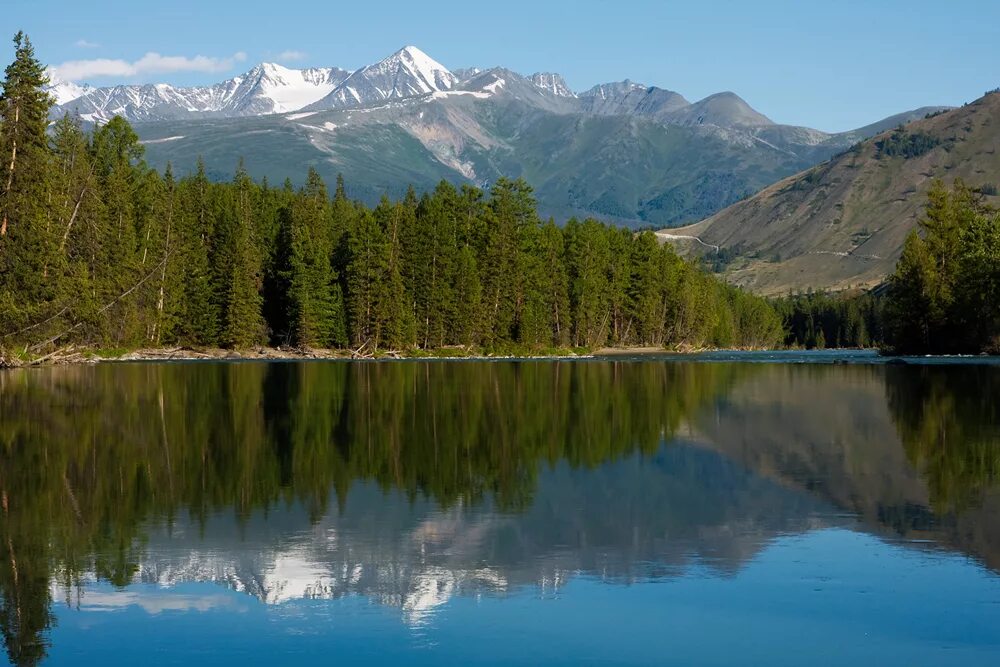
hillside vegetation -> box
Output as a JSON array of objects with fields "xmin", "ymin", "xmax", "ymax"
[{"xmin": 667, "ymin": 92, "xmax": 1000, "ymax": 294}]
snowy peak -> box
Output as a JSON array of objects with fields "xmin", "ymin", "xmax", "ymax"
[
  {"xmin": 49, "ymin": 48, "xmax": 771, "ymax": 132},
  {"xmin": 233, "ymin": 63, "xmax": 348, "ymax": 114},
  {"xmin": 529, "ymin": 73, "xmax": 576, "ymax": 98},
  {"xmin": 309, "ymin": 45, "xmax": 457, "ymax": 110},
  {"xmin": 53, "ymin": 63, "xmax": 350, "ymax": 123},
  {"xmin": 45, "ymin": 70, "xmax": 92, "ymax": 105},
  {"xmin": 390, "ymin": 46, "xmax": 456, "ymax": 92}
]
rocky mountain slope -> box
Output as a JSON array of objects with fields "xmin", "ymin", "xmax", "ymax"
[
  {"xmin": 663, "ymin": 92, "xmax": 1000, "ymax": 294},
  {"xmin": 51, "ymin": 46, "xmax": 949, "ymax": 227}
]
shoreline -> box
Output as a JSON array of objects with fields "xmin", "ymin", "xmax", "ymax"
[
  {"xmin": 3, "ymin": 346, "xmax": 998, "ymax": 369},
  {"xmin": 1, "ymin": 343, "xmax": 765, "ymax": 368}
]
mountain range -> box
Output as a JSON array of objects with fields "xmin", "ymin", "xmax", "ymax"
[
  {"xmin": 663, "ymin": 91, "xmax": 1000, "ymax": 294},
  {"xmin": 50, "ymin": 46, "xmax": 947, "ymax": 229}
]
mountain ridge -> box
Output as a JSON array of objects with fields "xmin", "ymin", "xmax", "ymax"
[
  {"xmin": 662, "ymin": 93, "xmax": 999, "ymax": 294},
  {"xmin": 49, "ymin": 45, "xmax": 956, "ymax": 229}
]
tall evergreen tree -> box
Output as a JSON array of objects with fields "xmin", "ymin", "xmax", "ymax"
[
  {"xmin": 0, "ymin": 32, "xmax": 54, "ymax": 335},
  {"xmin": 217, "ymin": 162, "xmax": 266, "ymax": 348},
  {"xmin": 281, "ymin": 168, "xmax": 346, "ymax": 348},
  {"xmin": 176, "ymin": 159, "xmax": 219, "ymax": 345}
]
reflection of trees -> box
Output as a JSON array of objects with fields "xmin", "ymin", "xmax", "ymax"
[
  {"xmin": 0, "ymin": 360, "xmax": 744, "ymax": 665},
  {"xmin": 886, "ymin": 365, "xmax": 1000, "ymax": 513}
]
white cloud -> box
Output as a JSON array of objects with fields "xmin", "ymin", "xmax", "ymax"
[
  {"xmin": 52, "ymin": 51, "xmax": 248, "ymax": 82},
  {"xmin": 276, "ymin": 50, "xmax": 307, "ymax": 62},
  {"xmin": 74, "ymin": 39, "xmax": 100, "ymax": 49}
]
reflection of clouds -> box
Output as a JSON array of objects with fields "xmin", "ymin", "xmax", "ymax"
[{"xmin": 72, "ymin": 590, "xmax": 244, "ymax": 615}]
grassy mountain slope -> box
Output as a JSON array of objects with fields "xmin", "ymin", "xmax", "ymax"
[{"xmin": 667, "ymin": 93, "xmax": 1000, "ymax": 294}]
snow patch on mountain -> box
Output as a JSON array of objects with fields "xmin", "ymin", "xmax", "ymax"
[
  {"xmin": 46, "ymin": 71, "xmax": 92, "ymax": 105},
  {"xmin": 529, "ymin": 73, "xmax": 575, "ymax": 98},
  {"xmin": 140, "ymin": 135, "xmax": 185, "ymax": 144},
  {"xmin": 308, "ymin": 46, "xmax": 458, "ymax": 110},
  {"xmin": 250, "ymin": 63, "xmax": 341, "ymax": 113},
  {"xmin": 53, "ymin": 63, "xmax": 349, "ymax": 123}
]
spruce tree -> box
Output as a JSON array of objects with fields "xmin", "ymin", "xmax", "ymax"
[
  {"xmin": 177, "ymin": 160, "xmax": 219, "ymax": 345},
  {"xmin": 0, "ymin": 32, "xmax": 54, "ymax": 335},
  {"xmin": 283, "ymin": 168, "xmax": 346, "ymax": 348},
  {"xmin": 218, "ymin": 162, "xmax": 266, "ymax": 348}
]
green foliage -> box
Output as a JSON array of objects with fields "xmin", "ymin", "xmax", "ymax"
[
  {"xmin": 0, "ymin": 35, "xmax": 783, "ymax": 356},
  {"xmin": 774, "ymin": 291, "xmax": 885, "ymax": 349},
  {"xmin": 884, "ymin": 180, "xmax": 1000, "ymax": 354},
  {"xmin": 875, "ymin": 128, "xmax": 941, "ymax": 159}
]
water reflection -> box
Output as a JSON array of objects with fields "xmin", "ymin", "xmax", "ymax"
[{"xmin": 1, "ymin": 359, "xmax": 999, "ymax": 665}]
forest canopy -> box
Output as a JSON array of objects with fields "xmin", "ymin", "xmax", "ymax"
[{"xmin": 0, "ymin": 33, "xmax": 783, "ymax": 357}]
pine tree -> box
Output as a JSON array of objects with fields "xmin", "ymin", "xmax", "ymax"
[
  {"xmin": 218, "ymin": 162, "xmax": 266, "ymax": 348},
  {"xmin": 482, "ymin": 178, "xmax": 536, "ymax": 344},
  {"xmin": 372, "ymin": 197, "xmax": 414, "ymax": 350},
  {"xmin": 90, "ymin": 116, "xmax": 146, "ymax": 345},
  {"xmin": 177, "ymin": 159, "xmax": 219, "ymax": 345},
  {"xmin": 0, "ymin": 32, "xmax": 54, "ymax": 335},
  {"xmin": 282, "ymin": 168, "xmax": 346, "ymax": 348},
  {"xmin": 628, "ymin": 232, "xmax": 666, "ymax": 346},
  {"xmin": 346, "ymin": 208, "xmax": 389, "ymax": 350},
  {"xmin": 567, "ymin": 219, "xmax": 611, "ymax": 347}
]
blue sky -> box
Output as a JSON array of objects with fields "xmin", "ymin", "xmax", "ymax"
[{"xmin": 5, "ymin": 0, "xmax": 999, "ymax": 131}]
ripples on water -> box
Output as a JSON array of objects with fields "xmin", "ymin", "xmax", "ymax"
[{"xmin": 1, "ymin": 356, "xmax": 999, "ymax": 665}]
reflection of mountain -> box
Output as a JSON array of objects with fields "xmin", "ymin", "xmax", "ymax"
[
  {"xmin": 691, "ymin": 364, "xmax": 1000, "ymax": 571},
  {"xmin": 89, "ymin": 444, "xmax": 836, "ymax": 623},
  {"xmin": 2, "ymin": 359, "xmax": 1000, "ymax": 665}
]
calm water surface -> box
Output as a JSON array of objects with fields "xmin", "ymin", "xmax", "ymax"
[{"xmin": 1, "ymin": 353, "xmax": 999, "ymax": 665}]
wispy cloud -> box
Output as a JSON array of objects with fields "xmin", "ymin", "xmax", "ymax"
[
  {"xmin": 52, "ymin": 51, "xmax": 248, "ymax": 82},
  {"xmin": 74, "ymin": 39, "xmax": 100, "ymax": 49},
  {"xmin": 276, "ymin": 50, "xmax": 307, "ymax": 62}
]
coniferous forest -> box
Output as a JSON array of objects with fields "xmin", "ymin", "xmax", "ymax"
[
  {"xmin": 0, "ymin": 33, "xmax": 784, "ymax": 360},
  {"xmin": 884, "ymin": 180, "xmax": 1000, "ymax": 354},
  {"xmin": 774, "ymin": 179, "xmax": 1000, "ymax": 355}
]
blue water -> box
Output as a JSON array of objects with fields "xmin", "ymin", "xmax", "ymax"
[
  {"xmin": 45, "ymin": 529, "xmax": 1000, "ymax": 666},
  {"xmin": 3, "ymin": 356, "xmax": 999, "ymax": 665}
]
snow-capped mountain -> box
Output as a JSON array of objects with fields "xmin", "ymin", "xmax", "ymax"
[
  {"xmin": 53, "ymin": 62, "xmax": 349, "ymax": 123},
  {"xmin": 49, "ymin": 45, "xmax": 779, "ymax": 133},
  {"xmin": 46, "ymin": 72, "xmax": 92, "ymax": 105},
  {"xmin": 529, "ymin": 72, "xmax": 575, "ymax": 98},
  {"xmin": 306, "ymin": 46, "xmax": 458, "ymax": 110}
]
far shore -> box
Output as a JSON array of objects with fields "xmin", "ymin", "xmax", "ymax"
[
  {"xmin": 5, "ymin": 345, "xmax": 998, "ymax": 369},
  {"xmin": 1, "ymin": 343, "xmax": 769, "ymax": 368}
]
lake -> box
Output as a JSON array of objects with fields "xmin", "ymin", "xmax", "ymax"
[{"xmin": 1, "ymin": 353, "xmax": 999, "ymax": 665}]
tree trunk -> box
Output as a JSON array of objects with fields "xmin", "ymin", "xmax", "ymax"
[{"xmin": 1, "ymin": 102, "xmax": 20, "ymax": 236}]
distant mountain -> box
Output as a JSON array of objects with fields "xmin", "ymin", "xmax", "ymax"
[
  {"xmin": 661, "ymin": 94, "xmax": 998, "ymax": 294},
  {"xmin": 46, "ymin": 73, "xmax": 92, "ymax": 105},
  {"xmin": 50, "ymin": 45, "xmax": 954, "ymax": 227},
  {"xmin": 667, "ymin": 91, "xmax": 774, "ymax": 127},
  {"xmin": 452, "ymin": 67, "xmax": 483, "ymax": 82},
  {"xmin": 53, "ymin": 63, "xmax": 349, "ymax": 122},
  {"xmin": 306, "ymin": 46, "xmax": 457, "ymax": 110},
  {"xmin": 529, "ymin": 72, "xmax": 576, "ymax": 98}
]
